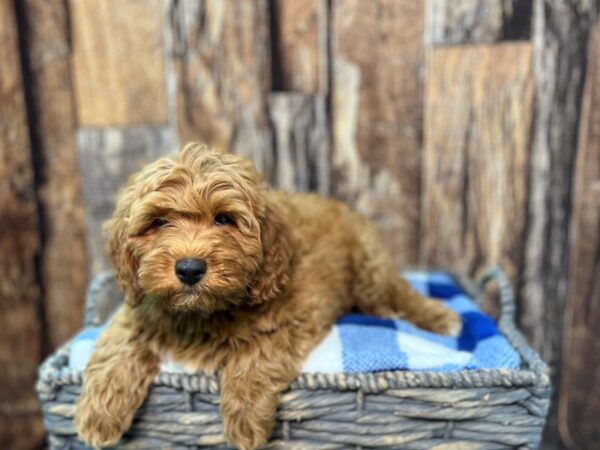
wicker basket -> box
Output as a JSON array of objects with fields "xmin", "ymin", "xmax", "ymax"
[{"xmin": 37, "ymin": 268, "xmax": 551, "ymax": 449}]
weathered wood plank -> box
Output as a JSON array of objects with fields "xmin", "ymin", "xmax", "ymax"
[
  {"xmin": 421, "ymin": 43, "xmax": 533, "ymax": 289},
  {"xmin": 77, "ymin": 127, "xmax": 178, "ymax": 275},
  {"xmin": 425, "ymin": 0, "xmax": 532, "ymax": 45},
  {"xmin": 524, "ymin": 0, "xmax": 598, "ymax": 362},
  {"xmin": 70, "ymin": 0, "xmax": 167, "ymax": 126},
  {"xmin": 268, "ymin": 93, "xmax": 329, "ymax": 195},
  {"xmin": 331, "ymin": 0, "xmax": 424, "ymax": 266},
  {"xmin": 0, "ymin": 0, "xmax": 45, "ymax": 448},
  {"xmin": 559, "ymin": 18, "xmax": 600, "ymax": 450},
  {"xmin": 272, "ymin": 0, "xmax": 327, "ymax": 93},
  {"xmin": 168, "ymin": 0, "xmax": 273, "ymax": 175},
  {"xmin": 21, "ymin": 0, "xmax": 88, "ymax": 348},
  {"xmin": 525, "ymin": 2, "xmax": 598, "ymax": 447}
]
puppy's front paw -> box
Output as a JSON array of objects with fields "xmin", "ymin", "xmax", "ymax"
[
  {"xmin": 418, "ymin": 300, "xmax": 463, "ymax": 337},
  {"xmin": 75, "ymin": 403, "xmax": 126, "ymax": 448},
  {"xmin": 222, "ymin": 401, "xmax": 275, "ymax": 450}
]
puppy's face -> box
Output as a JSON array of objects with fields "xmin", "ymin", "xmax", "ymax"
[{"xmin": 108, "ymin": 145, "xmax": 278, "ymax": 314}]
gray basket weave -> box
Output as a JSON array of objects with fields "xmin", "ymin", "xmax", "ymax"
[{"xmin": 37, "ymin": 268, "xmax": 551, "ymax": 449}]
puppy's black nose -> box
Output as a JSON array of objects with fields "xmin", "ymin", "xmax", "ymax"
[{"xmin": 175, "ymin": 259, "xmax": 207, "ymax": 286}]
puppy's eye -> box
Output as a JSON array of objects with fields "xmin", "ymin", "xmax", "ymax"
[
  {"xmin": 214, "ymin": 213, "xmax": 235, "ymax": 226},
  {"xmin": 150, "ymin": 218, "xmax": 169, "ymax": 228}
]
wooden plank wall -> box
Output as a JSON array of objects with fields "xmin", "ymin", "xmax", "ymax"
[
  {"xmin": 423, "ymin": 42, "xmax": 534, "ymax": 284},
  {"xmin": 559, "ymin": 19, "xmax": 600, "ymax": 449},
  {"xmin": 20, "ymin": 0, "xmax": 89, "ymax": 350},
  {"xmin": 331, "ymin": 0, "xmax": 424, "ymax": 265},
  {"xmin": 0, "ymin": 2, "xmax": 46, "ymax": 448},
  {"xmin": 1, "ymin": 1, "xmax": 599, "ymax": 449}
]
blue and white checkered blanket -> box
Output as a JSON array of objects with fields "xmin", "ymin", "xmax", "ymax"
[
  {"xmin": 69, "ymin": 271, "xmax": 520, "ymax": 374},
  {"xmin": 302, "ymin": 272, "xmax": 520, "ymax": 372}
]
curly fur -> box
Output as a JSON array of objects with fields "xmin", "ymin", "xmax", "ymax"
[{"xmin": 75, "ymin": 143, "xmax": 461, "ymax": 450}]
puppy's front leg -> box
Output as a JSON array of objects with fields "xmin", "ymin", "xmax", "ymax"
[
  {"xmin": 220, "ymin": 330, "xmax": 300, "ymax": 450},
  {"xmin": 75, "ymin": 307, "xmax": 159, "ymax": 447}
]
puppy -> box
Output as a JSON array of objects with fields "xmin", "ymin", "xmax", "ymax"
[{"xmin": 75, "ymin": 143, "xmax": 461, "ymax": 450}]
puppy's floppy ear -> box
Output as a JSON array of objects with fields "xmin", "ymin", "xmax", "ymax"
[
  {"xmin": 249, "ymin": 202, "xmax": 291, "ymax": 304},
  {"xmin": 105, "ymin": 191, "xmax": 144, "ymax": 307}
]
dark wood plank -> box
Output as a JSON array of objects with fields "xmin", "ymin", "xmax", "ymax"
[
  {"xmin": 523, "ymin": 0, "xmax": 598, "ymax": 362},
  {"xmin": 272, "ymin": 0, "xmax": 327, "ymax": 93},
  {"xmin": 331, "ymin": 0, "xmax": 424, "ymax": 266},
  {"xmin": 525, "ymin": 2, "xmax": 598, "ymax": 447},
  {"xmin": 0, "ymin": 0, "xmax": 45, "ymax": 448},
  {"xmin": 21, "ymin": 0, "xmax": 88, "ymax": 348},
  {"xmin": 559, "ymin": 18, "xmax": 600, "ymax": 450},
  {"xmin": 70, "ymin": 0, "xmax": 167, "ymax": 126},
  {"xmin": 425, "ymin": 0, "xmax": 532, "ymax": 45},
  {"xmin": 422, "ymin": 43, "xmax": 534, "ymax": 290},
  {"xmin": 168, "ymin": 0, "xmax": 273, "ymax": 175},
  {"xmin": 77, "ymin": 127, "xmax": 178, "ymax": 275}
]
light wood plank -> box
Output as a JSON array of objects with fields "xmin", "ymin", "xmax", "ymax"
[
  {"xmin": 70, "ymin": 0, "xmax": 167, "ymax": 126},
  {"xmin": 268, "ymin": 93, "xmax": 329, "ymax": 195},
  {"xmin": 425, "ymin": 0, "xmax": 532, "ymax": 45},
  {"xmin": 422, "ymin": 43, "xmax": 533, "ymax": 287},
  {"xmin": 331, "ymin": 0, "xmax": 424, "ymax": 266},
  {"xmin": 168, "ymin": 0, "xmax": 273, "ymax": 174},
  {"xmin": 273, "ymin": 0, "xmax": 327, "ymax": 93}
]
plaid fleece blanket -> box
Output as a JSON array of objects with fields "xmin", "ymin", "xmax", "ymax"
[{"xmin": 69, "ymin": 271, "xmax": 520, "ymax": 374}]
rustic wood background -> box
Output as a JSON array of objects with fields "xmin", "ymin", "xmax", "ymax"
[{"xmin": 1, "ymin": 0, "xmax": 598, "ymax": 449}]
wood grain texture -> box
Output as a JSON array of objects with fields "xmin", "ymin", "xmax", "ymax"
[
  {"xmin": 559, "ymin": 19, "xmax": 600, "ymax": 450},
  {"xmin": 268, "ymin": 93, "xmax": 329, "ymax": 195},
  {"xmin": 70, "ymin": 0, "xmax": 167, "ymax": 126},
  {"xmin": 77, "ymin": 127, "xmax": 178, "ymax": 276},
  {"xmin": 331, "ymin": 0, "xmax": 424, "ymax": 266},
  {"xmin": 425, "ymin": 0, "xmax": 532, "ymax": 45},
  {"xmin": 21, "ymin": 0, "xmax": 88, "ymax": 349},
  {"xmin": 272, "ymin": 0, "xmax": 327, "ymax": 93},
  {"xmin": 422, "ymin": 43, "xmax": 534, "ymax": 286},
  {"xmin": 525, "ymin": 0, "xmax": 597, "ymax": 362},
  {"xmin": 168, "ymin": 0, "xmax": 273, "ymax": 174},
  {"xmin": 0, "ymin": 1, "xmax": 45, "ymax": 448},
  {"xmin": 526, "ymin": 3, "xmax": 598, "ymax": 447},
  {"xmin": 2, "ymin": 3, "xmax": 595, "ymax": 450}
]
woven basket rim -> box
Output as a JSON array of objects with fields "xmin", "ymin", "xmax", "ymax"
[{"xmin": 37, "ymin": 267, "xmax": 550, "ymax": 399}]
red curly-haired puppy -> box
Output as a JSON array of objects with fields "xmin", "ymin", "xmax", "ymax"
[{"xmin": 75, "ymin": 143, "xmax": 461, "ymax": 450}]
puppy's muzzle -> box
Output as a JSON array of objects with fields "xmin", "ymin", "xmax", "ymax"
[{"xmin": 175, "ymin": 258, "xmax": 207, "ymax": 286}]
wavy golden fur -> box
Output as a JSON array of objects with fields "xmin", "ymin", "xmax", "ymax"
[{"xmin": 75, "ymin": 143, "xmax": 461, "ymax": 450}]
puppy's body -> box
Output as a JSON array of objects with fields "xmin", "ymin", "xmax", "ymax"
[{"xmin": 75, "ymin": 145, "xmax": 460, "ymax": 450}]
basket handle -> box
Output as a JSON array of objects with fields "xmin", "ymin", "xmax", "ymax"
[
  {"xmin": 476, "ymin": 267, "xmax": 552, "ymax": 379},
  {"xmin": 477, "ymin": 267, "xmax": 516, "ymax": 331},
  {"xmin": 83, "ymin": 271, "xmax": 116, "ymax": 327}
]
